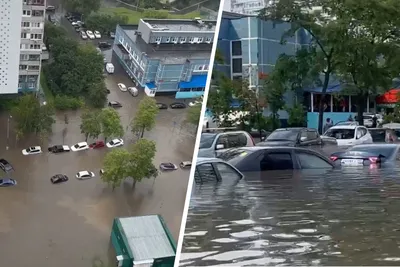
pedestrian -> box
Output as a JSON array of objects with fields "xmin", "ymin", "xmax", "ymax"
[
  {"xmin": 323, "ymin": 118, "xmax": 333, "ymax": 134},
  {"xmin": 348, "ymin": 115, "xmax": 354, "ymax": 121},
  {"xmin": 372, "ymin": 115, "xmax": 378, "ymax": 128}
]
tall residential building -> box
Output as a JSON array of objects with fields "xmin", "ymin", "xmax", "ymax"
[
  {"xmin": 0, "ymin": 0, "xmax": 45, "ymax": 95},
  {"xmin": 230, "ymin": 0, "xmax": 276, "ymax": 15},
  {"xmin": 113, "ymin": 18, "xmax": 216, "ymax": 99}
]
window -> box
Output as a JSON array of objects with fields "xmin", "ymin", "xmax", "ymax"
[
  {"xmin": 324, "ymin": 128, "xmax": 355, "ymax": 139},
  {"xmin": 22, "ymin": 10, "xmax": 31, "ymax": 16},
  {"xmin": 307, "ymin": 130, "xmax": 318, "ymax": 140},
  {"xmin": 20, "ymin": 54, "xmax": 29, "ymax": 61},
  {"xmin": 19, "ymin": 65, "xmax": 28, "ymax": 70},
  {"xmin": 21, "ymin": 33, "xmax": 28, "ymax": 39},
  {"xmin": 180, "ymin": 37, "xmax": 186, "ymax": 42},
  {"xmin": 260, "ymin": 152, "xmax": 293, "ymax": 171},
  {"xmin": 28, "ymin": 65, "xmax": 40, "ymax": 70},
  {"xmin": 296, "ymin": 152, "xmax": 332, "ymax": 169},
  {"xmin": 194, "ymin": 163, "xmax": 218, "ymax": 184},
  {"xmin": 155, "ymin": 36, "xmax": 162, "ymax": 42},
  {"xmin": 198, "ymin": 37, "xmax": 204, "ymax": 42},
  {"xmin": 30, "ymin": 44, "xmax": 41, "ymax": 49},
  {"xmin": 188, "ymin": 37, "xmax": 194, "ymax": 42},
  {"xmin": 231, "ymin": 41, "xmax": 242, "ymax": 56},
  {"xmin": 215, "ymin": 163, "xmax": 242, "ymax": 181},
  {"xmin": 31, "ymin": 22, "xmax": 41, "ymax": 27},
  {"xmin": 232, "ymin": 58, "xmax": 242, "ymax": 73},
  {"xmin": 205, "ymin": 37, "xmax": 212, "ymax": 43},
  {"xmin": 22, "ymin": 22, "xmax": 30, "ymax": 27},
  {"xmin": 356, "ymin": 128, "xmax": 366, "ymax": 139},
  {"xmin": 216, "ymin": 134, "xmax": 248, "ymax": 149},
  {"xmin": 171, "ymin": 37, "xmax": 177, "ymax": 43},
  {"xmin": 31, "ymin": 34, "xmax": 42, "ymax": 40},
  {"xmin": 165, "ymin": 37, "xmax": 171, "ymax": 43}
]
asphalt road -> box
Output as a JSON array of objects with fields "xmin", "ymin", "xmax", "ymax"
[{"xmin": 0, "ymin": 9, "xmax": 197, "ymax": 267}]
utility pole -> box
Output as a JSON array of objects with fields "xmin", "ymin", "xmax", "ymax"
[
  {"xmin": 250, "ymin": 65, "xmax": 263, "ymax": 140},
  {"xmin": 6, "ymin": 115, "xmax": 12, "ymax": 150}
]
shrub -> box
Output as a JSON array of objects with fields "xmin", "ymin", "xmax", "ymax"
[{"xmin": 54, "ymin": 95, "xmax": 84, "ymax": 110}]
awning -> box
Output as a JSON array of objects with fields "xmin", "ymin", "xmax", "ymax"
[
  {"xmin": 376, "ymin": 89, "xmax": 400, "ymax": 104},
  {"xmin": 179, "ymin": 75, "xmax": 207, "ymax": 89},
  {"xmin": 145, "ymin": 82, "xmax": 156, "ymax": 89},
  {"xmin": 304, "ymin": 83, "xmax": 342, "ymax": 93}
]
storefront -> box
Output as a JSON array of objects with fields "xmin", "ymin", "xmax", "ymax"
[{"xmin": 375, "ymin": 89, "xmax": 400, "ymax": 112}]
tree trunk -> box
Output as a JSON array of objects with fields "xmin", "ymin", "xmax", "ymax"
[
  {"xmin": 357, "ymin": 95, "xmax": 366, "ymax": 126},
  {"xmin": 132, "ymin": 179, "xmax": 136, "ymax": 188},
  {"xmin": 85, "ymin": 134, "xmax": 88, "ymax": 142},
  {"xmin": 140, "ymin": 127, "xmax": 144, "ymax": 138},
  {"xmin": 317, "ymin": 73, "xmax": 330, "ymax": 134},
  {"xmin": 112, "ymin": 185, "xmax": 115, "ymax": 191}
]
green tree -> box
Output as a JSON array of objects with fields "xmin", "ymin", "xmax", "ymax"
[
  {"xmin": 186, "ymin": 104, "xmax": 202, "ymax": 126},
  {"xmin": 80, "ymin": 109, "xmax": 102, "ymax": 141},
  {"xmin": 286, "ymin": 102, "xmax": 306, "ymax": 127},
  {"xmin": 100, "ymin": 108, "xmax": 124, "ymax": 142},
  {"xmin": 126, "ymin": 139, "xmax": 158, "ymax": 185},
  {"xmin": 61, "ymin": 0, "xmax": 101, "ymax": 18},
  {"xmin": 130, "ymin": 97, "xmax": 159, "ymax": 138},
  {"xmin": 85, "ymin": 13, "xmax": 128, "ymax": 34},
  {"xmin": 11, "ymin": 94, "xmax": 55, "ymax": 140},
  {"xmin": 87, "ymin": 81, "xmax": 107, "ymax": 108},
  {"xmin": 43, "ymin": 22, "xmax": 67, "ymax": 48},
  {"xmin": 214, "ymin": 49, "xmax": 225, "ymax": 64},
  {"xmin": 101, "ymin": 148, "xmax": 131, "ymax": 190}
]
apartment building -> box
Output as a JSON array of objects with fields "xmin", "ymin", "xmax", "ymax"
[
  {"xmin": 112, "ymin": 18, "xmax": 216, "ymax": 99},
  {"xmin": 0, "ymin": 0, "xmax": 45, "ymax": 95},
  {"xmin": 230, "ymin": 0, "xmax": 276, "ymax": 15}
]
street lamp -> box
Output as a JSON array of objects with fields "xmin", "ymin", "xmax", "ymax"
[
  {"xmin": 249, "ymin": 65, "xmax": 263, "ymax": 140},
  {"xmin": 6, "ymin": 115, "xmax": 12, "ymax": 151}
]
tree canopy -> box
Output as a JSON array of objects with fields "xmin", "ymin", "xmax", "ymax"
[
  {"xmin": 85, "ymin": 13, "xmax": 128, "ymax": 34},
  {"xmin": 61, "ymin": 0, "xmax": 101, "ymax": 17},
  {"xmin": 186, "ymin": 104, "xmax": 202, "ymax": 126},
  {"xmin": 100, "ymin": 108, "xmax": 124, "ymax": 142},
  {"xmin": 130, "ymin": 97, "xmax": 159, "ymax": 139},
  {"xmin": 80, "ymin": 109, "xmax": 102, "ymax": 141}
]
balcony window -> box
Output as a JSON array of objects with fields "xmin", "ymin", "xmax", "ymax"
[
  {"xmin": 32, "ymin": 10, "xmax": 44, "ymax": 17},
  {"xmin": 188, "ymin": 37, "xmax": 194, "ymax": 42},
  {"xmin": 232, "ymin": 58, "xmax": 243, "ymax": 73},
  {"xmin": 231, "ymin": 41, "xmax": 242, "ymax": 56},
  {"xmin": 180, "ymin": 37, "xmax": 186, "ymax": 43},
  {"xmin": 19, "ymin": 65, "xmax": 28, "ymax": 70},
  {"xmin": 27, "ymin": 0, "xmax": 45, "ymax": 5},
  {"xmin": 20, "ymin": 54, "xmax": 29, "ymax": 61},
  {"xmin": 31, "ymin": 34, "xmax": 42, "ymax": 40},
  {"xmin": 29, "ymin": 55, "xmax": 40, "ymax": 61},
  {"xmin": 28, "ymin": 65, "xmax": 40, "ymax": 71},
  {"xmin": 165, "ymin": 37, "xmax": 171, "ymax": 43},
  {"xmin": 198, "ymin": 37, "xmax": 204, "ymax": 43},
  {"xmin": 206, "ymin": 37, "xmax": 212, "ymax": 43},
  {"xmin": 21, "ymin": 22, "xmax": 30, "ymax": 27},
  {"xmin": 22, "ymin": 10, "xmax": 31, "ymax": 16},
  {"xmin": 155, "ymin": 36, "xmax": 162, "ymax": 43},
  {"xmin": 30, "ymin": 44, "xmax": 41, "ymax": 50},
  {"xmin": 171, "ymin": 37, "xmax": 178, "ymax": 43}
]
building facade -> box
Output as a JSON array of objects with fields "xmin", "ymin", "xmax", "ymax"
[
  {"xmin": 230, "ymin": 0, "xmax": 276, "ymax": 15},
  {"xmin": 112, "ymin": 18, "xmax": 216, "ymax": 99},
  {"xmin": 0, "ymin": 0, "xmax": 46, "ymax": 95}
]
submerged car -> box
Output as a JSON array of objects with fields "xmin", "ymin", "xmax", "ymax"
[
  {"xmin": 89, "ymin": 141, "xmax": 105, "ymax": 149},
  {"xmin": 330, "ymin": 144, "xmax": 400, "ymax": 167},
  {"xmin": 369, "ymin": 128, "xmax": 398, "ymax": 143},
  {"xmin": 22, "ymin": 146, "xmax": 42, "ymax": 155},
  {"xmin": 70, "ymin": 142, "xmax": 89, "ymax": 152},
  {"xmin": 156, "ymin": 103, "xmax": 168, "ymax": 109},
  {"xmin": 322, "ymin": 125, "xmax": 373, "ymax": 146},
  {"xmin": 108, "ymin": 101, "xmax": 122, "ymax": 108},
  {"xmin": 48, "ymin": 145, "xmax": 71, "ymax": 153},
  {"xmin": 195, "ymin": 157, "xmax": 244, "ymax": 184},
  {"xmin": 0, "ymin": 178, "xmax": 17, "ymax": 187},
  {"xmin": 76, "ymin": 171, "xmax": 95, "ymax": 180},
  {"xmin": 179, "ymin": 161, "xmax": 192, "ymax": 169},
  {"xmin": 118, "ymin": 83, "xmax": 127, "ymax": 92},
  {"xmin": 50, "ymin": 174, "xmax": 69, "ymax": 184},
  {"xmin": 0, "ymin": 159, "xmax": 14, "ymax": 173},
  {"xmin": 170, "ymin": 102, "xmax": 186, "ymax": 109},
  {"xmin": 106, "ymin": 138, "xmax": 124, "ymax": 148},
  {"xmin": 159, "ymin": 163, "xmax": 178, "ymax": 171}
]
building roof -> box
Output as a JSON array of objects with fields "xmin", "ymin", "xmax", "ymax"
[
  {"xmin": 118, "ymin": 215, "xmax": 175, "ymax": 261},
  {"xmin": 142, "ymin": 18, "xmax": 216, "ymax": 32}
]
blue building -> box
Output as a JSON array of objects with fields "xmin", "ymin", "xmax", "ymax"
[{"xmin": 112, "ymin": 18, "xmax": 216, "ymax": 99}]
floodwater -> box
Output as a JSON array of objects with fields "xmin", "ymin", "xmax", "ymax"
[
  {"xmin": 180, "ymin": 166, "xmax": 400, "ymax": 266},
  {"xmin": 0, "ymin": 52, "xmax": 196, "ymax": 267}
]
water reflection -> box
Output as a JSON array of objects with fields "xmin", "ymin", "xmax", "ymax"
[{"xmin": 181, "ymin": 167, "xmax": 400, "ymax": 266}]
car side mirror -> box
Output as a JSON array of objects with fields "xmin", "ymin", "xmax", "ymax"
[
  {"xmin": 216, "ymin": 144, "xmax": 224, "ymax": 150},
  {"xmin": 300, "ymin": 137, "xmax": 307, "ymax": 142}
]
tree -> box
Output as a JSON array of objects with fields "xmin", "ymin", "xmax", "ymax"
[
  {"xmin": 11, "ymin": 94, "xmax": 55, "ymax": 140},
  {"xmin": 130, "ymin": 97, "xmax": 159, "ymax": 138},
  {"xmin": 259, "ymin": 0, "xmax": 345, "ymax": 133},
  {"xmin": 101, "ymin": 148, "xmax": 131, "ymax": 190},
  {"xmin": 61, "ymin": 0, "xmax": 101, "ymax": 18},
  {"xmin": 87, "ymin": 81, "xmax": 107, "ymax": 108},
  {"xmin": 44, "ymin": 22, "xmax": 67, "ymax": 48},
  {"xmin": 214, "ymin": 49, "xmax": 225, "ymax": 64},
  {"xmin": 80, "ymin": 109, "xmax": 102, "ymax": 141},
  {"xmin": 126, "ymin": 139, "xmax": 158, "ymax": 185},
  {"xmin": 85, "ymin": 13, "xmax": 128, "ymax": 34},
  {"xmin": 100, "ymin": 108, "xmax": 124, "ymax": 142},
  {"xmin": 186, "ymin": 104, "xmax": 202, "ymax": 126}
]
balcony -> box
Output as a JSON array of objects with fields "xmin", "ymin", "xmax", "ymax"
[{"xmin": 25, "ymin": 0, "xmax": 45, "ymax": 6}]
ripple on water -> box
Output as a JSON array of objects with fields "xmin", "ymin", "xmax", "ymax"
[
  {"xmin": 185, "ymin": 231, "xmax": 208, "ymax": 236},
  {"xmin": 218, "ymin": 228, "xmax": 231, "ymax": 231},
  {"xmin": 295, "ymin": 228, "xmax": 318, "ymax": 234},
  {"xmin": 179, "ymin": 251, "xmax": 219, "ymax": 261},
  {"xmin": 230, "ymin": 230, "xmax": 262, "ymax": 238},
  {"xmin": 271, "ymin": 233, "xmax": 300, "ymax": 239},
  {"xmin": 231, "ymin": 219, "xmax": 255, "ymax": 225},
  {"xmin": 211, "ymin": 238, "xmax": 239, "ymax": 243},
  {"xmin": 202, "ymin": 250, "xmax": 265, "ymax": 261}
]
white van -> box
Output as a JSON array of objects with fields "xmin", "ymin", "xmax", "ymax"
[
  {"xmin": 105, "ymin": 63, "xmax": 114, "ymax": 74},
  {"xmin": 128, "ymin": 87, "xmax": 138, "ymax": 97}
]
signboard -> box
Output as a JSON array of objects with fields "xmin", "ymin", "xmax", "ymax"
[{"xmin": 376, "ymin": 89, "xmax": 400, "ymax": 104}]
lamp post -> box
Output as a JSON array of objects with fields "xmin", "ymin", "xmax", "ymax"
[
  {"xmin": 6, "ymin": 115, "xmax": 12, "ymax": 151},
  {"xmin": 249, "ymin": 65, "xmax": 263, "ymax": 141}
]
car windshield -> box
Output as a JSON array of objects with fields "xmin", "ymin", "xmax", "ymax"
[
  {"xmin": 74, "ymin": 144, "xmax": 80, "ymax": 148},
  {"xmin": 109, "ymin": 141, "xmax": 114, "ymax": 145},
  {"xmin": 200, "ymin": 133, "xmax": 217, "ymax": 149},
  {"xmin": 324, "ymin": 128, "xmax": 355, "ymax": 139},
  {"xmin": 267, "ymin": 130, "xmax": 299, "ymax": 141},
  {"xmin": 218, "ymin": 149, "xmax": 253, "ymax": 166},
  {"xmin": 348, "ymin": 146, "xmax": 396, "ymax": 158},
  {"xmin": 369, "ymin": 129, "xmax": 387, "ymax": 142}
]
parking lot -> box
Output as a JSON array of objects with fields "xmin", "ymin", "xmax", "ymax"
[{"xmin": 0, "ymin": 15, "xmax": 197, "ymax": 267}]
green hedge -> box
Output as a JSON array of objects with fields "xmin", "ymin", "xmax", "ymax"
[{"xmin": 54, "ymin": 95, "xmax": 84, "ymax": 110}]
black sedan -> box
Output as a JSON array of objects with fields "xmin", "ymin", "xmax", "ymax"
[
  {"xmin": 330, "ymin": 144, "xmax": 399, "ymax": 167},
  {"xmin": 98, "ymin": 42, "xmax": 112, "ymax": 49},
  {"xmin": 0, "ymin": 159, "xmax": 13, "ymax": 173},
  {"xmin": 159, "ymin": 163, "xmax": 178, "ymax": 171},
  {"xmin": 51, "ymin": 174, "xmax": 69, "ymax": 184},
  {"xmin": 217, "ymin": 146, "xmax": 333, "ymax": 172},
  {"xmin": 108, "ymin": 101, "xmax": 122, "ymax": 108},
  {"xmin": 48, "ymin": 145, "xmax": 71, "ymax": 153},
  {"xmin": 170, "ymin": 102, "xmax": 186, "ymax": 109},
  {"xmin": 156, "ymin": 103, "xmax": 168, "ymax": 109}
]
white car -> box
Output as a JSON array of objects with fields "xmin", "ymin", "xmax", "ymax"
[
  {"xmin": 80, "ymin": 31, "xmax": 87, "ymax": 40},
  {"xmin": 189, "ymin": 101, "xmax": 201, "ymax": 107},
  {"xmin": 118, "ymin": 83, "xmax": 127, "ymax": 92},
  {"xmin": 362, "ymin": 113, "xmax": 383, "ymax": 127},
  {"xmin": 94, "ymin": 30, "xmax": 101, "ymax": 39},
  {"xmin": 86, "ymin": 30, "xmax": 95, "ymax": 40},
  {"xmin": 70, "ymin": 142, "xmax": 89, "ymax": 151},
  {"xmin": 322, "ymin": 125, "xmax": 373, "ymax": 146},
  {"xmin": 76, "ymin": 171, "xmax": 95, "ymax": 180},
  {"xmin": 179, "ymin": 161, "xmax": 192, "ymax": 169},
  {"xmin": 71, "ymin": 20, "xmax": 82, "ymax": 26},
  {"xmin": 22, "ymin": 146, "xmax": 42, "ymax": 155},
  {"xmin": 106, "ymin": 138, "xmax": 124, "ymax": 148}
]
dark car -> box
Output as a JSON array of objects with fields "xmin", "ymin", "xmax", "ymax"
[
  {"xmin": 48, "ymin": 14, "xmax": 56, "ymax": 23},
  {"xmin": 48, "ymin": 145, "xmax": 71, "ymax": 153},
  {"xmin": 109, "ymin": 31, "xmax": 115, "ymax": 39},
  {"xmin": 249, "ymin": 129, "xmax": 270, "ymax": 141},
  {"xmin": 104, "ymin": 89, "xmax": 110, "ymax": 94},
  {"xmin": 0, "ymin": 178, "xmax": 17, "ymax": 187},
  {"xmin": 170, "ymin": 102, "xmax": 186, "ymax": 109},
  {"xmin": 156, "ymin": 103, "xmax": 168, "ymax": 109},
  {"xmin": 217, "ymin": 146, "xmax": 334, "ymax": 172},
  {"xmin": 98, "ymin": 42, "xmax": 112, "ymax": 49},
  {"xmin": 89, "ymin": 141, "xmax": 105, "ymax": 149},
  {"xmin": 330, "ymin": 144, "xmax": 400, "ymax": 167},
  {"xmin": 257, "ymin": 128, "xmax": 333, "ymax": 147},
  {"xmin": 369, "ymin": 128, "xmax": 398, "ymax": 143},
  {"xmin": 159, "ymin": 163, "xmax": 178, "ymax": 171},
  {"xmin": 46, "ymin": 5, "xmax": 56, "ymax": 12},
  {"xmin": 0, "ymin": 159, "xmax": 14, "ymax": 173},
  {"xmin": 108, "ymin": 101, "xmax": 122, "ymax": 108},
  {"xmin": 51, "ymin": 174, "xmax": 69, "ymax": 184}
]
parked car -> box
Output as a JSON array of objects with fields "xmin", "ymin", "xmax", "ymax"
[
  {"xmin": 188, "ymin": 100, "xmax": 201, "ymax": 107},
  {"xmin": 48, "ymin": 145, "xmax": 71, "ymax": 153},
  {"xmin": 22, "ymin": 146, "xmax": 42, "ymax": 155},
  {"xmin": 75, "ymin": 27, "xmax": 83, "ymax": 33},
  {"xmin": 80, "ymin": 31, "xmax": 88, "ymax": 40},
  {"xmin": 86, "ymin": 30, "xmax": 95, "ymax": 39},
  {"xmin": 89, "ymin": 141, "xmax": 105, "ymax": 149},
  {"xmin": 128, "ymin": 87, "xmax": 138, "ymax": 96},
  {"xmin": 330, "ymin": 144, "xmax": 400, "ymax": 167},
  {"xmin": 70, "ymin": 142, "xmax": 89, "ymax": 152},
  {"xmin": 51, "ymin": 174, "xmax": 69, "ymax": 184},
  {"xmin": 108, "ymin": 101, "xmax": 122, "ymax": 108},
  {"xmin": 104, "ymin": 88, "xmax": 110, "ymax": 94},
  {"xmin": 248, "ymin": 129, "xmax": 270, "ymax": 142},
  {"xmin": 109, "ymin": 31, "xmax": 115, "ymax": 39},
  {"xmin": 118, "ymin": 83, "xmax": 127, "ymax": 92},
  {"xmin": 218, "ymin": 146, "xmax": 334, "ymax": 172},
  {"xmin": 360, "ymin": 113, "xmax": 383, "ymax": 127},
  {"xmin": 106, "ymin": 138, "xmax": 124, "ymax": 148},
  {"xmin": 179, "ymin": 161, "xmax": 192, "ymax": 169},
  {"xmin": 76, "ymin": 171, "xmax": 95, "ymax": 180},
  {"xmin": 156, "ymin": 103, "xmax": 168, "ymax": 109},
  {"xmin": 198, "ymin": 131, "xmax": 255, "ymax": 158},
  {"xmin": 0, "ymin": 178, "xmax": 17, "ymax": 187},
  {"xmin": 258, "ymin": 127, "xmax": 337, "ymax": 147},
  {"xmin": 48, "ymin": 14, "xmax": 56, "ymax": 23},
  {"xmin": 160, "ymin": 163, "xmax": 178, "ymax": 171},
  {"xmin": 195, "ymin": 157, "xmax": 244, "ymax": 184},
  {"xmin": 71, "ymin": 20, "xmax": 82, "ymax": 26},
  {"xmin": 46, "ymin": 5, "xmax": 56, "ymax": 11},
  {"xmin": 0, "ymin": 159, "xmax": 13, "ymax": 173},
  {"xmin": 94, "ymin": 30, "xmax": 101, "ymax": 38},
  {"xmin": 98, "ymin": 42, "xmax": 112, "ymax": 49},
  {"xmin": 170, "ymin": 102, "xmax": 186, "ymax": 109},
  {"xmin": 322, "ymin": 125, "xmax": 373, "ymax": 146},
  {"xmin": 368, "ymin": 128, "xmax": 398, "ymax": 143}
]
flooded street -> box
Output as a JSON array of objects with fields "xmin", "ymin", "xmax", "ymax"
[
  {"xmin": 0, "ymin": 61, "xmax": 195, "ymax": 266},
  {"xmin": 180, "ymin": 166, "xmax": 400, "ymax": 266}
]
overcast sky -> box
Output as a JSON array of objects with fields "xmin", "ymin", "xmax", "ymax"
[{"xmin": 223, "ymin": 0, "xmax": 231, "ymax": 11}]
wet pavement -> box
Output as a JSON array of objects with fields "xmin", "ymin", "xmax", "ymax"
[
  {"xmin": 0, "ymin": 14, "xmax": 197, "ymax": 267},
  {"xmin": 180, "ymin": 165, "xmax": 400, "ymax": 266}
]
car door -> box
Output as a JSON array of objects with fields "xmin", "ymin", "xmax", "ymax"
[
  {"xmin": 297, "ymin": 130, "xmax": 310, "ymax": 146},
  {"xmin": 294, "ymin": 151, "xmax": 333, "ymax": 169},
  {"xmin": 355, "ymin": 128, "xmax": 364, "ymax": 145},
  {"xmin": 194, "ymin": 162, "xmax": 219, "ymax": 184},
  {"xmin": 358, "ymin": 127, "xmax": 370, "ymax": 144},
  {"xmin": 259, "ymin": 151, "xmax": 295, "ymax": 171}
]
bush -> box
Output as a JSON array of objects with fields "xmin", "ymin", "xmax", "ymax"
[
  {"xmin": 142, "ymin": 9, "xmax": 169, "ymax": 19},
  {"xmin": 54, "ymin": 95, "xmax": 84, "ymax": 110}
]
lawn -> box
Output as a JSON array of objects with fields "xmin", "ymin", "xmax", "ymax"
[{"xmin": 99, "ymin": 7, "xmax": 201, "ymax": 24}]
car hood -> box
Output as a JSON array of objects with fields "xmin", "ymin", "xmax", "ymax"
[{"xmin": 257, "ymin": 140, "xmax": 296, "ymax": 146}]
